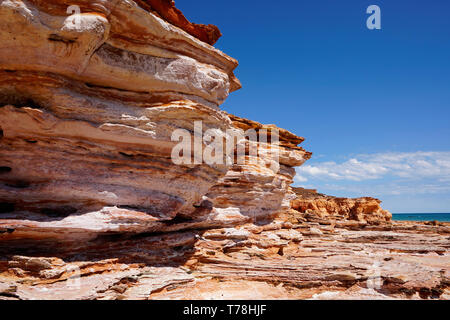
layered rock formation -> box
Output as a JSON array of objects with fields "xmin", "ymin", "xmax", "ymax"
[
  {"xmin": 206, "ymin": 114, "xmax": 312, "ymax": 222},
  {"xmin": 0, "ymin": 0, "xmax": 243, "ymax": 244},
  {"xmin": 0, "ymin": 1, "xmax": 448, "ymax": 300}
]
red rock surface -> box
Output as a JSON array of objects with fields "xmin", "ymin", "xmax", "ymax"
[{"xmin": 136, "ymin": 0, "xmax": 222, "ymax": 45}]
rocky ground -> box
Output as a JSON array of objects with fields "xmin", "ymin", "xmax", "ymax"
[
  {"xmin": 0, "ymin": 0, "xmax": 448, "ymax": 300},
  {"xmin": 0, "ymin": 216, "xmax": 448, "ymax": 300}
]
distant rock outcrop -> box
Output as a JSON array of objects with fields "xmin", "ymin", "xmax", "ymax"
[{"xmin": 291, "ymin": 188, "xmax": 392, "ymax": 225}]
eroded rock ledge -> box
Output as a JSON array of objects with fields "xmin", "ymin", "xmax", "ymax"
[{"xmin": 0, "ymin": 1, "xmax": 448, "ymax": 300}]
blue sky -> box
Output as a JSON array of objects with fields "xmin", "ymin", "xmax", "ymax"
[{"xmin": 176, "ymin": 0, "xmax": 450, "ymax": 213}]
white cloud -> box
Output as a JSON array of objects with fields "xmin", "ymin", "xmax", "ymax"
[
  {"xmin": 296, "ymin": 151, "xmax": 450, "ymax": 184},
  {"xmin": 295, "ymin": 175, "xmax": 308, "ymax": 182},
  {"xmin": 295, "ymin": 151, "xmax": 450, "ymax": 211},
  {"xmin": 301, "ymin": 182, "xmax": 450, "ymax": 197}
]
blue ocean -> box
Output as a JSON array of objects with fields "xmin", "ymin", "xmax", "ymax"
[{"xmin": 392, "ymin": 213, "xmax": 450, "ymax": 222}]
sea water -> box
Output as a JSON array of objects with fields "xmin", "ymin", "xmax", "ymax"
[{"xmin": 392, "ymin": 213, "xmax": 450, "ymax": 222}]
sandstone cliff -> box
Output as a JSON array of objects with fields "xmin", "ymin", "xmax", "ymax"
[
  {"xmin": 0, "ymin": 0, "xmax": 244, "ymax": 243},
  {"xmin": 0, "ymin": 1, "xmax": 448, "ymax": 300}
]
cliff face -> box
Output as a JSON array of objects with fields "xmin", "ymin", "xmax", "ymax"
[
  {"xmin": 0, "ymin": 0, "xmax": 310, "ymax": 279},
  {"xmin": 0, "ymin": 1, "xmax": 448, "ymax": 300},
  {"xmin": 0, "ymin": 0, "xmax": 243, "ymax": 243}
]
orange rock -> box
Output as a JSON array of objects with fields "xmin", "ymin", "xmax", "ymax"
[
  {"xmin": 291, "ymin": 188, "xmax": 392, "ymax": 224},
  {"xmin": 136, "ymin": 0, "xmax": 222, "ymax": 45}
]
